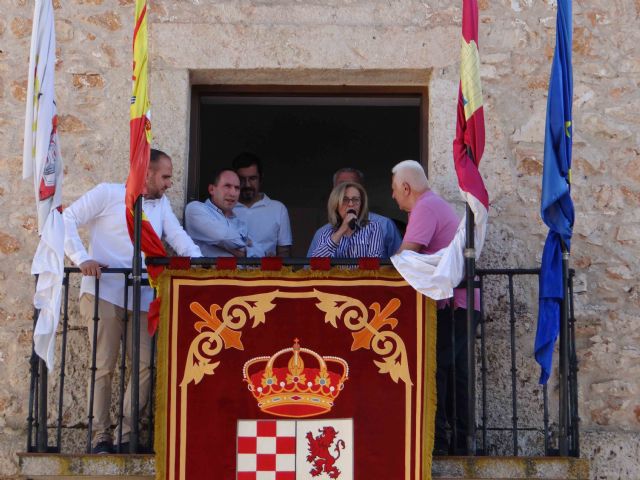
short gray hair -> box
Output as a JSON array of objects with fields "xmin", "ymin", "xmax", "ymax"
[
  {"xmin": 333, "ymin": 167, "xmax": 364, "ymax": 187},
  {"xmin": 391, "ymin": 160, "xmax": 429, "ymax": 192}
]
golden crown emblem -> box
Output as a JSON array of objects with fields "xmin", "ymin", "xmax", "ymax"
[{"xmin": 243, "ymin": 339, "xmax": 349, "ymax": 418}]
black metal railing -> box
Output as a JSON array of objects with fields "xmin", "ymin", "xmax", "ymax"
[
  {"xmin": 26, "ymin": 259, "xmax": 579, "ymax": 457},
  {"xmin": 27, "ymin": 268, "xmax": 155, "ymax": 454},
  {"xmin": 472, "ymin": 268, "xmax": 579, "ymax": 456}
]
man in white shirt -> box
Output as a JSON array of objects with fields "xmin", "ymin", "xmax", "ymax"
[
  {"xmin": 232, "ymin": 153, "xmax": 292, "ymax": 257},
  {"xmin": 185, "ymin": 168, "xmax": 263, "ymax": 257},
  {"xmin": 63, "ymin": 149, "xmax": 201, "ymax": 454},
  {"xmin": 307, "ymin": 167, "xmax": 402, "ymax": 257}
]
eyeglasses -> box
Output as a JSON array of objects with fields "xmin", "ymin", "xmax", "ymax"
[{"xmin": 342, "ymin": 196, "xmax": 361, "ymax": 206}]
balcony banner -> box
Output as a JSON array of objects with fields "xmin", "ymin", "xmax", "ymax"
[{"xmin": 155, "ymin": 268, "xmax": 436, "ymax": 480}]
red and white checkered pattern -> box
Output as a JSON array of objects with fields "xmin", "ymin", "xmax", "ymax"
[{"xmin": 237, "ymin": 420, "xmax": 296, "ymax": 480}]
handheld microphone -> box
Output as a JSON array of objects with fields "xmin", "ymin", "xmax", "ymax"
[{"xmin": 347, "ymin": 209, "xmax": 359, "ymax": 230}]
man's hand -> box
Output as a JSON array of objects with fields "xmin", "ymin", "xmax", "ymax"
[
  {"xmin": 79, "ymin": 260, "xmax": 108, "ymax": 278},
  {"xmin": 229, "ymin": 248, "xmax": 247, "ymax": 258}
]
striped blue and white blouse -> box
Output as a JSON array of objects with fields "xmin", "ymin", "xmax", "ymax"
[{"xmin": 310, "ymin": 221, "xmax": 385, "ymax": 258}]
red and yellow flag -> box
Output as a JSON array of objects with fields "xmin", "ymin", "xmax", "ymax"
[
  {"xmin": 126, "ymin": 0, "xmax": 167, "ymax": 334},
  {"xmin": 453, "ymin": 0, "xmax": 489, "ymax": 210}
]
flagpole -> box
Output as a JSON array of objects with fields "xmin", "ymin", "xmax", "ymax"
[
  {"xmin": 130, "ymin": 195, "xmax": 143, "ymax": 453},
  {"xmin": 464, "ymin": 149, "xmax": 477, "ymax": 456},
  {"xmin": 37, "ymin": 358, "xmax": 49, "ymax": 452},
  {"xmin": 558, "ymin": 239, "xmax": 570, "ymax": 456}
]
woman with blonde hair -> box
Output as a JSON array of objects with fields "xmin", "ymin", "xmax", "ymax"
[{"xmin": 311, "ymin": 182, "xmax": 384, "ymax": 258}]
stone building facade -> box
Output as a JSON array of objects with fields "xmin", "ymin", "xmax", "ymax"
[{"xmin": 0, "ymin": 0, "xmax": 639, "ymax": 478}]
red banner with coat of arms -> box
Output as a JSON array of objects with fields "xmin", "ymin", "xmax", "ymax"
[{"xmin": 155, "ymin": 268, "xmax": 437, "ymax": 480}]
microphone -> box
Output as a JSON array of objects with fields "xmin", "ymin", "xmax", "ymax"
[{"xmin": 347, "ymin": 209, "xmax": 359, "ymax": 230}]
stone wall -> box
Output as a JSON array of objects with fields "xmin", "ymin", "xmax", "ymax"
[{"xmin": 1, "ymin": 0, "xmax": 639, "ymax": 478}]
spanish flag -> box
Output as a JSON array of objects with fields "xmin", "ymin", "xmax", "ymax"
[{"xmin": 126, "ymin": 0, "xmax": 167, "ymax": 334}]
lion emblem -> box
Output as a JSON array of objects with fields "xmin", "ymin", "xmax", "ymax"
[{"xmin": 305, "ymin": 426, "xmax": 346, "ymax": 479}]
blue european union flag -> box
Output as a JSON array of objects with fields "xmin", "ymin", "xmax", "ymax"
[{"xmin": 535, "ymin": 0, "xmax": 575, "ymax": 385}]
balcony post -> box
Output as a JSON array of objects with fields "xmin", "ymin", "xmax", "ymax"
[
  {"xmin": 36, "ymin": 358, "xmax": 48, "ymax": 452},
  {"xmin": 130, "ymin": 195, "xmax": 143, "ymax": 453},
  {"xmin": 558, "ymin": 242, "xmax": 570, "ymax": 456},
  {"xmin": 464, "ymin": 204, "xmax": 477, "ymax": 455}
]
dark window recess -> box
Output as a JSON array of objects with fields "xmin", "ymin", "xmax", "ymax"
[{"xmin": 191, "ymin": 94, "xmax": 422, "ymax": 257}]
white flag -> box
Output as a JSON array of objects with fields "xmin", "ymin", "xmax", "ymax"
[{"xmin": 23, "ymin": 0, "xmax": 65, "ymax": 371}]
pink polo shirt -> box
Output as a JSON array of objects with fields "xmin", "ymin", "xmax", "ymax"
[{"xmin": 404, "ymin": 190, "xmax": 480, "ymax": 311}]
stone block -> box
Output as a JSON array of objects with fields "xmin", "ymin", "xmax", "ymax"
[
  {"xmin": 18, "ymin": 452, "xmax": 154, "ymax": 478},
  {"xmin": 71, "ymin": 73, "xmax": 105, "ymax": 89},
  {"xmin": 431, "ymin": 456, "xmax": 589, "ymax": 478},
  {"xmin": 10, "ymin": 16, "xmax": 31, "ymax": 38},
  {"xmin": 86, "ymin": 12, "xmax": 122, "ymax": 31},
  {"xmin": 10, "ymin": 79, "xmax": 27, "ymax": 102},
  {"xmin": 581, "ymin": 430, "xmax": 640, "ymax": 480},
  {"xmin": 616, "ymin": 224, "xmax": 640, "ymax": 243},
  {"xmin": 55, "ymin": 18, "xmax": 74, "ymax": 42},
  {"xmin": 0, "ymin": 232, "xmax": 20, "ymax": 255},
  {"xmin": 152, "ymin": 22, "xmax": 459, "ymax": 71},
  {"xmin": 58, "ymin": 114, "xmax": 88, "ymax": 133}
]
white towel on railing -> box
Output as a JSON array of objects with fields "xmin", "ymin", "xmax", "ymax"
[
  {"xmin": 391, "ymin": 188, "xmax": 488, "ymax": 300},
  {"xmin": 32, "ymin": 209, "xmax": 65, "ymax": 370}
]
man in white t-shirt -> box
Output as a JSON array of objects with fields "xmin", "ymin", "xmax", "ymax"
[
  {"xmin": 232, "ymin": 153, "xmax": 292, "ymax": 257},
  {"xmin": 63, "ymin": 149, "xmax": 201, "ymax": 454}
]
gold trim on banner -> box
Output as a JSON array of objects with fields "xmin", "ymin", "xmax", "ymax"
[
  {"xmin": 181, "ymin": 289, "xmax": 411, "ymax": 391},
  {"xmin": 415, "ymin": 292, "xmax": 423, "ymax": 480},
  {"xmin": 154, "ymin": 268, "xmax": 436, "ymax": 480},
  {"xmin": 154, "ymin": 270, "xmax": 171, "ymax": 480},
  {"xmin": 422, "ymin": 294, "xmax": 437, "ymax": 479}
]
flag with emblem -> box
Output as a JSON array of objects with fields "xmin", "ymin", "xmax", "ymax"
[
  {"xmin": 126, "ymin": 0, "xmax": 167, "ymax": 334},
  {"xmin": 391, "ymin": 0, "xmax": 489, "ymax": 300},
  {"xmin": 237, "ymin": 419, "xmax": 354, "ymax": 480},
  {"xmin": 535, "ymin": 0, "xmax": 574, "ymax": 385},
  {"xmin": 23, "ymin": 0, "xmax": 65, "ymax": 370}
]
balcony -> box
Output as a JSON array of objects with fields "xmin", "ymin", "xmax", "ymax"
[{"xmin": 20, "ymin": 259, "xmax": 587, "ymax": 479}]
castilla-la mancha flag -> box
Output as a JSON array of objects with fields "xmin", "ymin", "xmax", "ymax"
[
  {"xmin": 23, "ymin": 0, "xmax": 65, "ymax": 370},
  {"xmin": 126, "ymin": 0, "xmax": 167, "ymax": 334},
  {"xmin": 392, "ymin": 0, "xmax": 489, "ymax": 300}
]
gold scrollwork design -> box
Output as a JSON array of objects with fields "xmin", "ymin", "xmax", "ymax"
[
  {"xmin": 181, "ymin": 289, "xmax": 412, "ymax": 389},
  {"xmin": 221, "ymin": 291, "xmax": 280, "ymax": 328}
]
